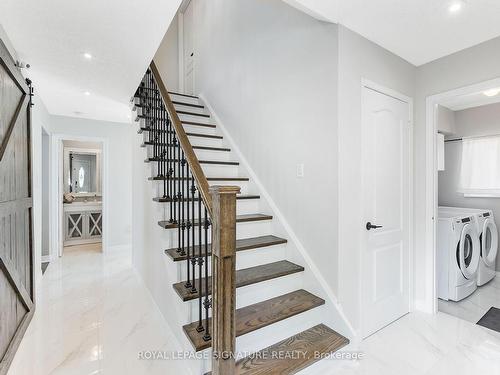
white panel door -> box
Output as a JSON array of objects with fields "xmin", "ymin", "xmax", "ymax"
[
  {"xmin": 361, "ymin": 86, "xmax": 411, "ymax": 338},
  {"xmin": 183, "ymin": 0, "xmax": 195, "ymax": 95}
]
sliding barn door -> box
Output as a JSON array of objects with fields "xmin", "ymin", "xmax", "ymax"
[{"xmin": 0, "ymin": 39, "xmax": 34, "ymax": 375}]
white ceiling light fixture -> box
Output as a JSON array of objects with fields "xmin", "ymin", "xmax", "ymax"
[
  {"xmin": 83, "ymin": 52, "xmax": 92, "ymax": 60},
  {"xmin": 449, "ymin": 1, "xmax": 464, "ymax": 13},
  {"xmin": 483, "ymin": 88, "xmax": 500, "ymax": 97},
  {"xmin": 84, "ymin": 91, "xmax": 91, "ymax": 96}
]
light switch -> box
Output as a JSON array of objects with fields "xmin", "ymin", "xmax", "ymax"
[{"xmin": 296, "ymin": 163, "xmax": 304, "ymax": 178}]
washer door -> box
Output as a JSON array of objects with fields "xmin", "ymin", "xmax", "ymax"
[
  {"xmin": 481, "ymin": 218, "xmax": 498, "ymax": 268},
  {"xmin": 457, "ymin": 223, "xmax": 480, "ymax": 279}
]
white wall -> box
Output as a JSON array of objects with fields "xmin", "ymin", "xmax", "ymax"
[
  {"xmin": 414, "ymin": 35, "xmax": 500, "ymax": 310},
  {"xmin": 180, "ymin": 0, "xmax": 340, "ymax": 292},
  {"xmin": 47, "ymin": 115, "xmax": 133, "ymax": 248},
  {"xmin": 438, "ymin": 102, "xmax": 500, "ymax": 271},
  {"xmin": 336, "ymin": 25, "xmax": 416, "ymax": 332},
  {"xmin": 31, "ymin": 95, "xmax": 52, "ymax": 298},
  {"xmin": 437, "ymin": 105, "xmax": 456, "ymax": 135},
  {"xmin": 154, "ymin": 12, "xmax": 179, "ymax": 92},
  {"xmin": 41, "ymin": 128, "xmax": 50, "ymax": 257}
]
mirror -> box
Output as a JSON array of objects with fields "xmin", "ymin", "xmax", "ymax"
[{"xmin": 64, "ymin": 149, "xmax": 101, "ymax": 196}]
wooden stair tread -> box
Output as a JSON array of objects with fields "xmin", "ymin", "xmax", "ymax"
[
  {"xmin": 182, "ymin": 120, "xmax": 216, "ymax": 128},
  {"xmin": 206, "ymin": 324, "xmax": 349, "ymax": 375},
  {"xmin": 186, "ymin": 132, "xmax": 222, "ymax": 139},
  {"xmin": 173, "ymin": 100, "xmax": 204, "ymax": 109},
  {"xmin": 177, "ymin": 110, "xmax": 210, "ymax": 118},
  {"xmin": 153, "ymin": 195, "xmax": 259, "ymax": 203},
  {"xmin": 173, "ymin": 260, "xmax": 304, "ymax": 301},
  {"xmin": 166, "ymin": 235, "xmax": 287, "ymax": 262},
  {"xmin": 149, "ymin": 176, "xmax": 249, "ymax": 182},
  {"xmin": 158, "ymin": 214, "xmax": 273, "ymax": 229},
  {"xmin": 169, "ymin": 91, "xmax": 199, "ymax": 99},
  {"xmin": 184, "ymin": 290, "xmax": 324, "ymax": 351},
  {"xmin": 145, "ymin": 158, "xmax": 239, "ymax": 166}
]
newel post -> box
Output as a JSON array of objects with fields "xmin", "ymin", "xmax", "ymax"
[{"xmin": 210, "ymin": 186, "xmax": 240, "ymax": 375}]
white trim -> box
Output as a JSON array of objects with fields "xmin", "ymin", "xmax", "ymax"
[
  {"xmin": 424, "ymin": 77, "xmax": 500, "ymax": 313},
  {"xmin": 177, "ymin": 10, "xmax": 184, "ymax": 93},
  {"xmin": 199, "ymin": 94, "xmax": 357, "ymax": 339},
  {"xmin": 41, "ymin": 255, "xmax": 51, "ymax": 263},
  {"xmin": 50, "ymin": 134, "xmax": 109, "ymax": 258},
  {"xmin": 360, "ymin": 79, "xmax": 414, "ymax": 333}
]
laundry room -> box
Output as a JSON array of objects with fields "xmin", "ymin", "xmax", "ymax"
[{"xmin": 436, "ymin": 87, "xmax": 500, "ymax": 327}]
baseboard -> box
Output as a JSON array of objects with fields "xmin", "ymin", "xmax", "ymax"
[
  {"xmin": 199, "ymin": 94, "xmax": 356, "ymax": 340},
  {"xmin": 41, "ymin": 255, "xmax": 51, "ymax": 263}
]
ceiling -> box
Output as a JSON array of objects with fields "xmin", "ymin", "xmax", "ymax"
[
  {"xmin": 0, "ymin": 0, "xmax": 181, "ymax": 123},
  {"xmin": 440, "ymin": 90, "xmax": 500, "ymax": 111},
  {"xmin": 283, "ymin": 0, "xmax": 500, "ymax": 66}
]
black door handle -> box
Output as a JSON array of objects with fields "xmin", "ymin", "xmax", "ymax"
[{"xmin": 366, "ymin": 222, "xmax": 383, "ymax": 230}]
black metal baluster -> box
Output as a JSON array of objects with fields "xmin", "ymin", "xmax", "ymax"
[
  {"xmin": 162, "ymin": 103, "xmax": 167, "ymax": 199},
  {"xmin": 203, "ymin": 206, "xmax": 211, "ymax": 341},
  {"xmin": 168, "ymin": 117, "xmax": 173, "ymax": 222},
  {"xmin": 155, "ymin": 82, "xmax": 161, "ymax": 178},
  {"xmin": 185, "ymin": 162, "xmax": 192, "ymax": 289},
  {"xmin": 196, "ymin": 190, "xmax": 202, "ymax": 327}
]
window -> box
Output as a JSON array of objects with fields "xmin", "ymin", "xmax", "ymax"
[{"xmin": 460, "ymin": 136, "xmax": 500, "ymax": 197}]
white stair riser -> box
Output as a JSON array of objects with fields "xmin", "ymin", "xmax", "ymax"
[
  {"xmin": 174, "ymin": 103, "xmax": 207, "ymax": 115},
  {"xmin": 236, "ymin": 307, "xmax": 325, "ymax": 356},
  {"xmin": 169, "ymin": 94, "xmax": 201, "ymax": 106},
  {"xmin": 178, "ymin": 113, "xmax": 213, "ymax": 124},
  {"xmin": 182, "ymin": 124, "xmax": 217, "ymax": 135}
]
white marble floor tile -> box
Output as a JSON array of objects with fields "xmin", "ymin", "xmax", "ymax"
[
  {"xmin": 438, "ymin": 275, "xmax": 500, "ymax": 325},
  {"xmin": 7, "ymin": 244, "xmax": 186, "ymax": 375}
]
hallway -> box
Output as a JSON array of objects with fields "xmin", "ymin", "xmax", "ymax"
[{"xmin": 7, "ymin": 244, "xmax": 185, "ymax": 375}]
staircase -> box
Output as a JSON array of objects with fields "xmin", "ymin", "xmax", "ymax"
[{"xmin": 132, "ymin": 62, "xmax": 349, "ymax": 374}]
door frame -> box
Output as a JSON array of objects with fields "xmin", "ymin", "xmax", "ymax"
[
  {"xmin": 177, "ymin": 0, "xmax": 194, "ymax": 94},
  {"xmin": 49, "ymin": 134, "xmax": 109, "ymax": 258},
  {"xmin": 423, "ymin": 77, "xmax": 500, "ymax": 313},
  {"xmin": 360, "ymin": 79, "xmax": 414, "ymax": 336}
]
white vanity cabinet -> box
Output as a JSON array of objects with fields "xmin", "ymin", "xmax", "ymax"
[{"xmin": 64, "ymin": 203, "xmax": 102, "ymax": 246}]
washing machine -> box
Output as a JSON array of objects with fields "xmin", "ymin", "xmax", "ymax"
[
  {"xmin": 439, "ymin": 206, "xmax": 498, "ymax": 286},
  {"xmin": 437, "ymin": 211, "xmax": 480, "ymax": 301}
]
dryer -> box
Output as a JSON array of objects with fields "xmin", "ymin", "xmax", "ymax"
[
  {"xmin": 439, "ymin": 206, "xmax": 498, "ymax": 286},
  {"xmin": 437, "ymin": 211, "xmax": 480, "ymax": 301}
]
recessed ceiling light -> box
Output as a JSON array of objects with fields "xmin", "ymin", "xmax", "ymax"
[
  {"xmin": 83, "ymin": 53, "xmax": 92, "ymax": 60},
  {"xmin": 84, "ymin": 91, "xmax": 91, "ymax": 96},
  {"xmin": 484, "ymin": 88, "xmax": 500, "ymax": 97},
  {"xmin": 449, "ymin": 2, "xmax": 463, "ymax": 13}
]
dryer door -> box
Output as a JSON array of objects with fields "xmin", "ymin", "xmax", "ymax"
[
  {"xmin": 481, "ymin": 218, "xmax": 498, "ymax": 268},
  {"xmin": 457, "ymin": 223, "xmax": 480, "ymax": 279}
]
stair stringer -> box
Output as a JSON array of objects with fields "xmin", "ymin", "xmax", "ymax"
[{"xmin": 199, "ymin": 94, "xmax": 357, "ymax": 344}]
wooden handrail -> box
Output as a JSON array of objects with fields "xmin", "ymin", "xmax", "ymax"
[{"xmin": 149, "ymin": 61, "xmax": 213, "ymax": 216}]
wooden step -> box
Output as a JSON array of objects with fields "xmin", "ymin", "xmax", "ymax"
[
  {"xmin": 145, "ymin": 158, "xmax": 239, "ymax": 166},
  {"xmin": 149, "ymin": 176, "xmax": 249, "ymax": 182},
  {"xmin": 166, "ymin": 235, "xmax": 287, "ymax": 262},
  {"xmin": 153, "ymin": 194, "xmax": 259, "ymax": 203},
  {"xmin": 184, "ymin": 290, "xmax": 324, "ymax": 351},
  {"xmin": 186, "ymin": 132, "xmax": 222, "ymax": 139},
  {"xmin": 173, "ymin": 260, "xmax": 304, "ymax": 302},
  {"xmin": 192, "ymin": 145, "xmax": 230, "ymax": 152},
  {"xmin": 169, "ymin": 91, "xmax": 199, "ymax": 99},
  {"xmin": 173, "ymin": 101, "xmax": 204, "ymax": 109},
  {"xmin": 182, "ymin": 120, "xmax": 216, "ymax": 128},
  {"xmin": 159, "ymin": 214, "xmax": 273, "ymax": 229},
  {"xmin": 177, "ymin": 110, "xmax": 210, "ymax": 118},
  {"xmin": 141, "ymin": 133, "xmax": 223, "ymax": 142},
  {"xmin": 206, "ymin": 324, "xmax": 349, "ymax": 375}
]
